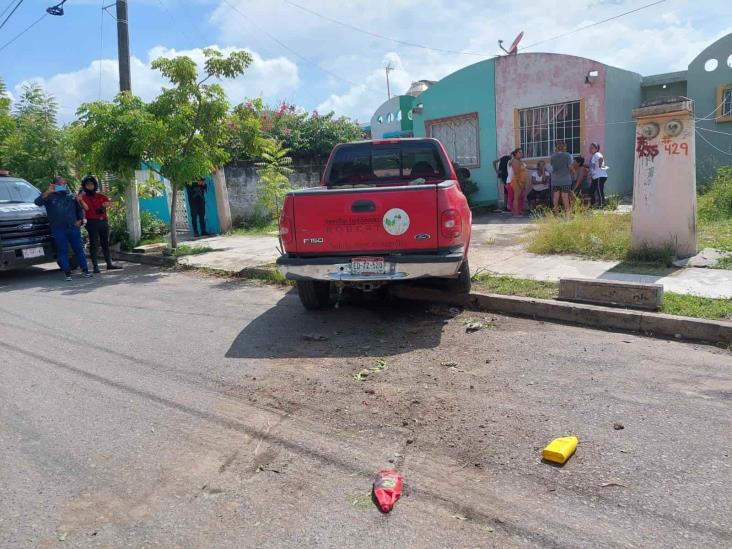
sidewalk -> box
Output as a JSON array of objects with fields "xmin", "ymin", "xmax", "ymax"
[
  {"xmin": 469, "ymin": 214, "xmax": 732, "ymax": 299},
  {"xmin": 177, "ymin": 215, "xmax": 732, "ymax": 299}
]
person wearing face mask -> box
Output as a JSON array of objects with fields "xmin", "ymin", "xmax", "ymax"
[
  {"xmin": 34, "ymin": 176, "xmax": 91, "ymax": 281},
  {"xmin": 79, "ymin": 175, "xmax": 121, "ymax": 273}
]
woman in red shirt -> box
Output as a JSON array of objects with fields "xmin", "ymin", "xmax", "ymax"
[{"xmin": 80, "ymin": 175, "xmax": 121, "ymax": 273}]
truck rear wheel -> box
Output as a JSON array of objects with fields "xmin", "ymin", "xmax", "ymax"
[
  {"xmin": 446, "ymin": 260, "xmax": 471, "ymax": 294},
  {"xmin": 296, "ymin": 280, "xmax": 331, "ymax": 310}
]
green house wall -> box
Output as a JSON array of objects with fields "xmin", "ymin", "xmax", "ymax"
[
  {"xmin": 604, "ymin": 66, "xmax": 643, "ymax": 197},
  {"xmin": 412, "ymin": 59, "xmax": 497, "ymax": 207},
  {"xmin": 687, "ymin": 34, "xmax": 732, "ymax": 184}
]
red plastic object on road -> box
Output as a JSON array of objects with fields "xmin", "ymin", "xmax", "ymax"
[{"xmin": 373, "ymin": 468, "xmax": 403, "ymax": 513}]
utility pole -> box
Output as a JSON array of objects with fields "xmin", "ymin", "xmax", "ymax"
[
  {"xmin": 385, "ymin": 63, "xmax": 394, "ymax": 100},
  {"xmin": 116, "ymin": 0, "xmax": 131, "ymax": 92},
  {"xmin": 115, "ymin": 0, "xmax": 141, "ymax": 242}
]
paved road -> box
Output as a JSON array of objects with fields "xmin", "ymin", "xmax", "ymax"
[{"xmin": 1, "ymin": 264, "xmax": 731, "ymax": 548}]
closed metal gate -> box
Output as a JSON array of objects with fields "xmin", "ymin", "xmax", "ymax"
[{"xmin": 175, "ymin": 190, "xmax": 189, "ymax": 232}]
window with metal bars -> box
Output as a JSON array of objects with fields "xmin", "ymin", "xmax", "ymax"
[
  {"xmin": 518, "ymin": 101, "xmax": 581, "ymax": 158},
  {"xmin": 426, "ymin": 113, "xmax": 480, "ymax": 168},
  {"xmin": 723, "ymin": 89, "xmax": 732, "ymax": 117}
]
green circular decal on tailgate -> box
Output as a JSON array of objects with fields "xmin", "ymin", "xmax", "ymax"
[{"xmin": 383, "ymin": 208, "xmax": 410, "ymax": 236}]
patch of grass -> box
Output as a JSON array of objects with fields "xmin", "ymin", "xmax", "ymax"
[
  {"xmin": 603, "ymin": 194, "xmax": 621, "ymax": 211},
  {"xmin": 661, "ymin": 292, "xmax": 732, "ymax": 321},
  {"xmin": 471, "ymin": 272, "xmax": 559, "ymax": 299},
  {"xmin": 699, "ymin": 218, "xmax": 732, "ymax": 252},
  {"xmin": 138, "ymin": 236, "xmax": 167, "ymax": 247},
  {"xmin": 171, "ymin": 244, "xmax": 213, "ymax": 257},
  {"xmin": 715, "ymin": 255, "xmax": 732, "ymax": 270},
  {"xmin": 471, "ymin": 272, "xmax": 730, "ymax": 321},
  {"xmin": 526, "ymin": 204, "xmax": 632, "ymax": 260},
  {"xmin": 238, "ymin": 265, "xmax": 290, "ymax": 285},
  {"xmin": 230, "ymin": 222, "xmax": 278, "ymax": 237}
]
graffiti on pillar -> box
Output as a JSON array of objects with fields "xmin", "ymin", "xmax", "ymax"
[
  {"xmin": 636, "ymin": 135, "xmax": 659, "ymax": 159},
  {"xmin": 661, "ymin": 135, "xmax": 689, "ymax": 156}
]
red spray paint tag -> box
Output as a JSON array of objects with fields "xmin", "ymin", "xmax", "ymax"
[{"xmin": 373, "ymin": 468, "xmax": 403, "ymax": 513}]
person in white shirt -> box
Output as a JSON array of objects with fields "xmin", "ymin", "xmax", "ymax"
[
  {"xmin": 589, "ymin": 142, "xmax": 608, "ymax": 208},
  {"xmin": 527, "ymin": 160, "xmax": 551, "ymax": 208}
]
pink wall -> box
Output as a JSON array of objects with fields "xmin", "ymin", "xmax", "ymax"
[{"xmin": 495, "ymin": 53, "xmax": 606, "ymax": 159}]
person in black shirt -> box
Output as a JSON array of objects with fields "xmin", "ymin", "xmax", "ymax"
[
  {"xmin": 186, "ymin": 178, "xmax": 208, "ymax": 237},
  {"xmin": 493, "ymin": 153, "xmax": 512, "ymax": 212}
]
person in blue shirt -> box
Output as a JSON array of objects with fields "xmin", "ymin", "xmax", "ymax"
[{"xmin": 34, "ymin": 176, "xmax": 91, "ymax": 281}]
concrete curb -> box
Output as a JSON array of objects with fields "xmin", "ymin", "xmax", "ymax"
[
  {"xmin": 111, "ymin": 250, "xmax": 177, "ymax": 267},
  {"xmin": 388, "ymin": 285, "xmax": 732, "ymax": 345}
]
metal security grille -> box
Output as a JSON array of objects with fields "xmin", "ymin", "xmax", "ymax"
[
  {"xmin": 175, "ymin": 190, "xmax": 189, "ymax": 232},
  {"xmin": 428, "ymin": 114, "xmax": 479, "ymax": 168},
  {"xmin": 518, "ymin": 101, "xmax": 581, "ymax": 158},
  {"xmin": 723, "ymin": 90, "xmax": 732, "ymax": 117}
]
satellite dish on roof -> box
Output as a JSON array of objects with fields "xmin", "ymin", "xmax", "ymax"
[{"xmin": 499, "ymin": 31, "xmax": 524, "ymax": 55}]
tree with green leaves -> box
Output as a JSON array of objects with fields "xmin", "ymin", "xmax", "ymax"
[
  {"xmin": 74, "ymin": 48, "xmax": 253, "ymax": 248},
  {"xmin": 255, "ymin": 139, "xmax": 294, "ymax": 221},
  {"xmin": 0, "ymin": 83, "xmax": 71, "ymax": 187}
]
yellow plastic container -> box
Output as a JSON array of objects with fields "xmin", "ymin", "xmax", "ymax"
[{"xmin": 542, "ymin": 436, "xmax": 579, "ymax": 464}]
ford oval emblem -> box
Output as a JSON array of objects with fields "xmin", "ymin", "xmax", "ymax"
[{"xmin": 415, "ymin": 233, "xmax": 431, "ymax": 240}]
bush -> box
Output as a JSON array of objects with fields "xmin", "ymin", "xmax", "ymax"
[
  {"xmin": 460, "ymin": 178, "xmax": 480, "ymax": 206},
  {"xmin": 109, "ymin": 206, "xmax": 168, "ymax": 250},
  {"xmin": 698, "ymin": 166, "xmax": 732, "ymax": 222},
  {"xmin": 526, "ymin": 203, "xmax": 632, "ymax": 260}
]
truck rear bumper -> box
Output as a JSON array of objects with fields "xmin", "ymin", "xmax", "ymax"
[{"xmin": 277, "ymin": 251, "xmax": 464, "ymax": 282}]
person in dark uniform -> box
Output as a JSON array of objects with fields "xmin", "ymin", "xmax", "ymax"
[
  {"xmin": 79, "ymin": 175, "xmax": 122, "ymax": 273},
  {"xmin": 34, "ymin": 176, "xmax": 91, "ymax": 281},
  {"xmin": 187, "ymin": 178, "xmax": 207, "ymax": 237}
]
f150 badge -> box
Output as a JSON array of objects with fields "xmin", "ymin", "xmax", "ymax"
[
  {"xmin": 303, "ymin": 237, "xmax": 324, "ymax": 244},
  {"xmin": 383, "ymin": 208, "xmax": 410, "ymax": 236}
]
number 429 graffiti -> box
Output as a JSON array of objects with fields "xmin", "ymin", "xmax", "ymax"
[{"xmin": 663, "ymin": 141, "xmax": 688, "ymax": 156}]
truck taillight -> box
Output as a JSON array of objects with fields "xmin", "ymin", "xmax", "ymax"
[
  {"xmin": 441, "ymin": 209, "xmax": 462, "ymax": 239},
  {"xmin": 279, "ymin": 214, "xmax": 293, "ymax": 244}
]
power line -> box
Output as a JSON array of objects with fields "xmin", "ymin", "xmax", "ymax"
[
  {"xmin": 220, "ymin": 0, "xmax": 383, "ymax": 94},
  {"xmin": 697, "ymin": 126, "xmax": 732, "ymax": 138},
  {"xmin": 0, "ymin": 0, "xmax": 24, "ymax": 31},
  {"xmin": 0, "ymin": 12, "xmax": 46, "ymax": 53},
  {"xmin": 521, "ymin": 0, "xmax": 668, "ymax": 51},
  {"xmin": 695, "ymin": 129, "xmax": 732, "ymax": 156},
  {"xmin": 0, "ymin": 0, "xmax": 16, "ymax": 19},
  {"xmin": 279, "ymin": 0, "xmax": 489, "ymax": 58}
]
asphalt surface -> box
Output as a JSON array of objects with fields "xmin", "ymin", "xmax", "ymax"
[{"xmin": 0, "ymin": 264, "xmax": 730, "ymax": 548}]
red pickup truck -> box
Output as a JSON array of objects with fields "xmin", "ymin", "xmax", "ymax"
[{"xmin": 277, "ymin": 138, "xmax": 472, "ymax": 309}]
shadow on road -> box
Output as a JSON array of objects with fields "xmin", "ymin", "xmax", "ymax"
[
  {"xmin": 226, "ymin": 289, "xmax": 449, "ymax": 359},
  {"xmin": 0, "ymin": 262, "xmax": 165, "ymax": 295}
]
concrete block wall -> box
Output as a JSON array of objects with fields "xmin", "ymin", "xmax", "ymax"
[{"xmin": 224, "ymin": 158, "xmax": 326, "ymax": 225}]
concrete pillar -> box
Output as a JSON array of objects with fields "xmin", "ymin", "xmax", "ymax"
[
  {"xmin": 125, "ymin": 178, "xmax": 141, "ymax": 244},
  {"xmin": 631, "ymin": 98, "xmax": 697, "ymax": 258},
  {"xmin": 212, "ymin": 168, "xmax": 233, "ymax": 233}
]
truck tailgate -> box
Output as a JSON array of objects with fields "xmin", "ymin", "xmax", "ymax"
[{"xmin": 291, "ymin": 185, "xmax": 439, "ymax": 254}]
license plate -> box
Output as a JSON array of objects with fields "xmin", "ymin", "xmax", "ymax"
[
  {"xmin": 351, "ymin": 257, "xmax": 385, "ymax": 275},
  {"xmin": 22, "ymin": 246, "xmax": 45, "ymax": 259}
]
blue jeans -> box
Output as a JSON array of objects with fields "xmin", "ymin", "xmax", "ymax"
[{"xmin": 52, "ymin": 226, "xmax": 89, "ymax": 274}]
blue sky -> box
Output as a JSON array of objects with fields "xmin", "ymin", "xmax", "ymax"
[{"xmin": 1, "ymin": 0, "xmax": 731, "ymax": 123}]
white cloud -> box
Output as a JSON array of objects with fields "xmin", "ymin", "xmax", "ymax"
[
  {"xmin": 209, "ymin": 0, "xmax": 732, "ymax": 121},
  {"xmin": 13, "ymin": 45, "xmax": 299, "ymax": 123}
]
